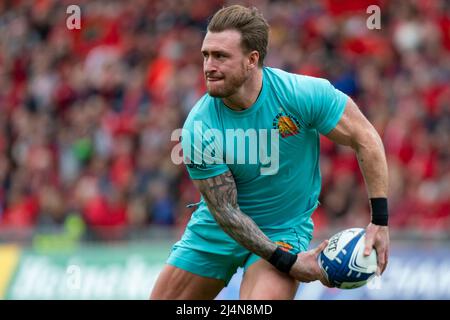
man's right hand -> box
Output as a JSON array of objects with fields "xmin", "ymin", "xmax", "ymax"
[{"xmin": 288, "ymin": 240, "xmax": 334, "ymax": 288}]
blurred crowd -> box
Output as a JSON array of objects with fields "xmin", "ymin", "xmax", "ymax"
[{"xmin": 0, "ymin": 0, "xmax": 448, "ymax": 241}]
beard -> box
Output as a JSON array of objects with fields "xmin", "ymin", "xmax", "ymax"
[{"xmin": 206, "ymin": 68, "xmax": 248, "ymax": 98}]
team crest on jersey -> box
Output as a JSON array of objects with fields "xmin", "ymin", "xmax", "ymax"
[{"xmin": 272, "ymin": 112, "xmax": 300, "ymax": 138}]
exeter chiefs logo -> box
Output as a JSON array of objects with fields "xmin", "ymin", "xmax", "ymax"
[
  {"xmin": 275, "ymin": 241, "xmax": 294, "ymax": 252},
  {"xmin": 272, "ymin": 112, "xmax": 300, "ymax": 138}
]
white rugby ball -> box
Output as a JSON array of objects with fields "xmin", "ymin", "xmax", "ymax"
[{"xmin": 318, "ymin": 228, "xmax": 377, "ymax": 289}]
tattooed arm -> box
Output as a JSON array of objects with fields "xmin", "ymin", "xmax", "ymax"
[
  {"xmin": 193, "ymin": 170, "xmax": 331, "ymax": 285},
  {"xmin": 192, "ymin": 171, "xmax": 277, "ymax": 260}
]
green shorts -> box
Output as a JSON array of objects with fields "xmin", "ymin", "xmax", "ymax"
[{"xmin": 166, "ymin": 220, "xmax": 313, "ymax": 286}]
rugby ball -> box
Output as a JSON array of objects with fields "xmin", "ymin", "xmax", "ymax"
[{"xmin": 318, "ymin": 228, "xmax": 377, "ymax": 289}]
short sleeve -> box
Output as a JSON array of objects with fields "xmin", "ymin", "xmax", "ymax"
[
  {"xmin": 181, "ymin": 120, "xmax": 229, "ymax": 180},
  {"xmin": 293, "ymin": 76, "xmax": 349, "ymax": 135}
]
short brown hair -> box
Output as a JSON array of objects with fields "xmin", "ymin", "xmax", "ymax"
[{"xmin": 207, "ymin": 5, "xmax": 269, "ymax": 67}]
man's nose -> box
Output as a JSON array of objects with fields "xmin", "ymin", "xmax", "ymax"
[{"xmin": 204, "ymin": 57, "xmax": 217, "ymax": 73}]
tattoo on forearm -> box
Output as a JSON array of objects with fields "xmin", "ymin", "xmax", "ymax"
[
  {"xmin": 196, "ymin": 171, "xmax": 277, "ymax": 260},
  {"xmin": 205, "ymin": 172, "xmax": 238, "ymax": 208}
]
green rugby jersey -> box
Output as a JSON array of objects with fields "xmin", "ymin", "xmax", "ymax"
[{"xmin": 181, "ymin": 67, "xmax": 348, "ymax": 231}]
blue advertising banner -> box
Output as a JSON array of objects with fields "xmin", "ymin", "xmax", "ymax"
[
  {"xmin": 218, "ymin": 244, "xmax": 450, "ymax": 300},
  {"xmin": 2, "ymin": 242, "xmax": 449, "ymax": 299}
]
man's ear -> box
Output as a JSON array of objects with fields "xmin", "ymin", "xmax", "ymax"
[{"xmin": 247, "ymin": 50, "xmax": 260, "ymax": 70}]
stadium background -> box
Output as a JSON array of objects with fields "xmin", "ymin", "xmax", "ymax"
[{"xmin": 0, "ymin": 0, "xmax": 449, "ymax": 299}]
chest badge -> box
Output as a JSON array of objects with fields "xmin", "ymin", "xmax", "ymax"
[{"xmin": 272, "ymin": 111, "xmax": 301, "ymax": 138}]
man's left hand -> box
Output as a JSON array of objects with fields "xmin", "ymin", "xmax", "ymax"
[{"xmin": 364, "ymin": 223, "xmax": 389, "ymax": 276}]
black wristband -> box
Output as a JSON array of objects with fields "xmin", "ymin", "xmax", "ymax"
[
  {"xmin": 268, "ymin": 247, "xmax": 298, "ymax": 273},
  {"xmin": 370, "ymin": 197, "xmax": 389, "ymax": 226}
]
